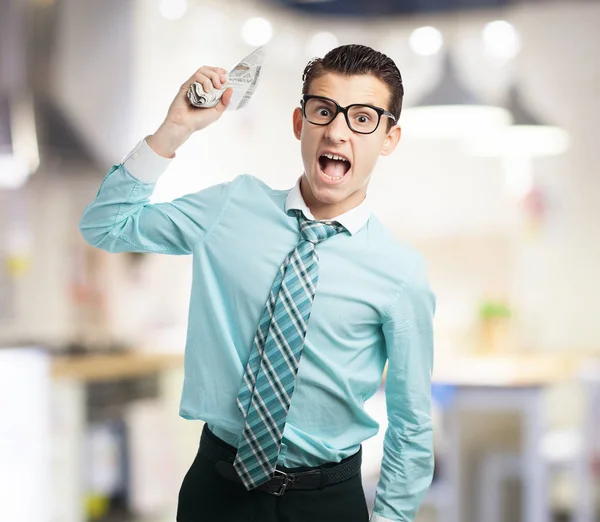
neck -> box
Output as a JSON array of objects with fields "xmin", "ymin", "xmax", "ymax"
[{"xmin": 300, "ymin": 176, "xmax": 366, "ymax": 220}]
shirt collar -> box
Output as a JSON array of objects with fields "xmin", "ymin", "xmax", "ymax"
[{"xmin": 284, "ymin": 177, "xmax": 371, "ymax": 236}]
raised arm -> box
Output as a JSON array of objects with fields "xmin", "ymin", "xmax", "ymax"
[{"xmin": 79, "ymin": 65, "xmax": 235, "ymax": 254}]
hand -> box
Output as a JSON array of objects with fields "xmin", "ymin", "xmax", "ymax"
[
  {"xmin": 168, "ymin": 66, "xmax": 233, "ymax": 133},
  {"xmin": 147, "ymin": 66, "xmax": 233, "ymax": 158}
]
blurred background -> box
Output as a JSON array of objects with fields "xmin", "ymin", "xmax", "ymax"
[{"xmin": 1, "ymin": 0, "xmax": 599, "ymax": 521}]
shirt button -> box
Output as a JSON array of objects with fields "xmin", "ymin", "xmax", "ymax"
[{"xmin": 132, "ymin": 152, "xmax": 139, "ymax": 159}]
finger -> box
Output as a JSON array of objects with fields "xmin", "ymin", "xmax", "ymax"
[
  {"xmin": 215, "ymin": 88, "xmax": 233, "ymax": 114},
  {"xmin": 203, "ymin": 66, "xmax": 228, "ymax": 77},
  {"xmin": 193, "ymin": 71, "xmax": 213, "ymax": 94},
  {"xmin": 199, "ymin": 67, "xmax": 225, "ymax": 90},
  {"xmin": 185, "ymin": 67, "xmax": 207, "ymax": 87}
]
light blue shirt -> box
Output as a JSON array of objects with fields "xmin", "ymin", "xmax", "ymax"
[{"xmin": 79, "ymin": 139, "xmax": 436, "ymax": 522}]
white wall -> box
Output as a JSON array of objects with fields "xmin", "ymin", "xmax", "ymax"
[
  {"xmin": 0, "ymin": 173, "xmax": 76, "ymax": 345},
  {"xmin": 507, "ymin": 3, "xmax": 600, "ymax": 351}
]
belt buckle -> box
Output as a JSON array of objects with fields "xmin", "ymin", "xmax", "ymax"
[{"xmin": 269, "ymin": 469, "xmax": 290, "ymax": 496}]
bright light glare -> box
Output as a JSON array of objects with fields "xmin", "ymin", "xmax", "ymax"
[
  {"xmin": 409, "ymin": 26, "xmax": 443, "ymax": 56},
  {"xmin": 159, "ymin": 0, "xmax": 187, "ymax": 21},
  {"xmin": 465, "ymin": 125, "xmax": 570, "ymax": 157},
  {"xmin": 402, "ymin": 106, "xmax": 512, "ymax": 140},
  {"xmin": 306, "ymin": 32, "xmax": 339, "ymax": 58},
  {"xmin": 482, "ymin": 20, "xmax": 521, "ymax": 60},
  {"xmin": 242, "ymin": 17, "xmax": 273, "ymax": 46},
  {"xmin": 0, "ymin": 154, "xmax": 29, "ymax": 189}
]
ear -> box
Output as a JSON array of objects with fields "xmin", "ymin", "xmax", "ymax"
[
  {"xmin": 293, "ymin": 107, "xmax": 303, "ymax": 141},
  {"xmin": 380, "ymin": 125, "xmax": 401, "ymax": 157}
]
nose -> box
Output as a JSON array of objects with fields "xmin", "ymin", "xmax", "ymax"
[{"xmin": 324, "ymin": 112, "xmax": 351, "ymax": 143}]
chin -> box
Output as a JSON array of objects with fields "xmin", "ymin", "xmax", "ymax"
[
  {"xmin": 307, "ymin": 170, "xmax": 351, "ymax": 203},
  {"xmin": 315, "ymin": 187, "xmax": 350, "ymax": 205}
]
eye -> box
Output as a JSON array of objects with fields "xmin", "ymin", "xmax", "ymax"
[
  {"xmin": 355, "ymin": 114, "xmax": 372, "ymax": 123},
  {"xmin": 317, "ymin": 107, "xmax": 331, "ymax": 117}
]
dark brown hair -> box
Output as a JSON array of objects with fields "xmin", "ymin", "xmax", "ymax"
[{"xmin": 302, "ymin": 44, "xmax": 404, "ymax": 127}]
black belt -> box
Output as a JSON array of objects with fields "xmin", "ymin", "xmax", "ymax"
[{"xmin": 199, "ymin": 424, "xmax": 362, "ymax": 496}]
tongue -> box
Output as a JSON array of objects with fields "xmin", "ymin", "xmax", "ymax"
[{"xmin": 322, "ymin": 158, "xmax": 348, "ymax": 178}]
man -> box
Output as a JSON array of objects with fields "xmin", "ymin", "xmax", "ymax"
[{"xmin": 80, "ymin": 44, "xmax": 435, "ymax": 522}]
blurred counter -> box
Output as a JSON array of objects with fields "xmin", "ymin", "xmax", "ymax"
[
  {"xmin": 432, "ymin": 353, "xmax": 595, "ymax": 387},
  {"xmin": 52, "ymin": 351, "xmax": 598, "ymax": 384},
  {"xmin": 51, "ymin": 352, "xmax": 184, "ymax": 381}
]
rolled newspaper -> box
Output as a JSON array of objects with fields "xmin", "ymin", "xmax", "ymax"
[{"xmin": 187, "ymin": 47, "xmax": 265, "ymax": 111}]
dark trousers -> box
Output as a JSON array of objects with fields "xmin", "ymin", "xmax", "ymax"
[{"xmin": 176, "ymin": 427, "xmax": 370, "ymax": 522}]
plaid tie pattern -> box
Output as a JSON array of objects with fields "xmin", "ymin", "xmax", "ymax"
[{"xmin": 233, "ymin": 211, "xmax": 345, "ymax": 490}]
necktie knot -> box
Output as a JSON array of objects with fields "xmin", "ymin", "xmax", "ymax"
[{"xmin": 298, "ymin": 214, "xmax": 345, "ymax": 244}]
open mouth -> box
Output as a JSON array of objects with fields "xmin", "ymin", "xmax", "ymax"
[{"xmin": 318, "ymin": 152, "xmax": 351, "ymax": 183}]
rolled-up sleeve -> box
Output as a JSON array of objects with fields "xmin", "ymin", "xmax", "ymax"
[
  {"xmin": 79, "ymin": 139, "xmax": 238, "ymax": 254},
  {"xmin": 371, "ymin": 259, "xmax": 436, "ymax": 522}
]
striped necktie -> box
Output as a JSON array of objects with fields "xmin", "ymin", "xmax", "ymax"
[{"xmin": 233, "ymin": 210, "xmax": 346, "ymax": 490}]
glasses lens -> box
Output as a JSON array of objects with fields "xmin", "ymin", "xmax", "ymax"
[
  {"xmin": 347, "ymin": 105, "xmax": 380, "ymax": 133},
  {"xmin": 305, "ymin": 98, "xmax": 338, "ymax": 125}
]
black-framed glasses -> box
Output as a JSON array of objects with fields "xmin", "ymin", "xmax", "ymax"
[{"xmin": 300, "ymin": 94, "xmax": 396, "ymax": 135}]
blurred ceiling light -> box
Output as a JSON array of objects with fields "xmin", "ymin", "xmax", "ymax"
[
  {"xmin": 482, "ymin": 20, "xmax": 521, "ymax": 61},
  {"xmin": 306, "ymin": 31, "xmax": 339, "ymax": 58},
  {"xmin": 465, "ymin": 85, "xmax": 570, "ymax": 157},
  {"xmin": 409, "ymin": 26, "xmax": 443, "ymax": 56},
  {"xmin": 0, "ymin": 94, "xmax": 39, "ymax": 189},
  {"xmin": 402, "ymin": 54, "xmax": 512, "ymax": 139},
  {"xmin": 466, "ymin": 86, "xmax": 569, "ymax": 198},
  {"xmin": 242, "ymin": 17, "xmax": 273, "ymax": 47},
  {"xmin": 0, "ymin": 155, "xmax": 29, "ymax": 189},
  {"xmin": 159, "ymin": 0, "xmax": 187, "ymax": 21}
]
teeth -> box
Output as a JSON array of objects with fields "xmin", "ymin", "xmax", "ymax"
[{"xmin": 322, "ymin": 153, "xmax": 349, "ymax": 162}]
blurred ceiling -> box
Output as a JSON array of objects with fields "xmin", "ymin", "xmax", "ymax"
[
  {"xmin": 267, "ymin": 0, "xmax": 522, "ymax": 17},
  {"xmin": 0, "ymin": 0, "xmax": 99, "ymax": 174},
  {"xmin": 0, "ymin": 0, "xmax": 585, "ymax": 179}
]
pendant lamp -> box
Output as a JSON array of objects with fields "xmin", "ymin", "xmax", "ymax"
[
  {"xmin": 402, "ymin": 53, "xmax": 512, "ymax": 139},
  {"xmin": 465, "ymin": 84, "xmax": 570, "ymax": 157}
]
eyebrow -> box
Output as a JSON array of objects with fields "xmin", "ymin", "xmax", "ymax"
[
  {"xmin": 313, "ymin": 95, "xmax": 385, "ymax": 108},
  {"xmin": 359, "ymin": 101, "xmax": 382, "ymax": 108}
]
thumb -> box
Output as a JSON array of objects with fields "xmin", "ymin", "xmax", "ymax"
[{"xmin": 215, "ymin": 88, "xmax": 233, "ymax": 114}]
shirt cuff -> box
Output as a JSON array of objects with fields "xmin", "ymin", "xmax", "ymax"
[
  {"xmin": 370, "ymin": 513, "xmax": 395, "ymax": 522},
  {"xmin": 122, "ymin": 138, "xmax": 172, "ymax": 183}
]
